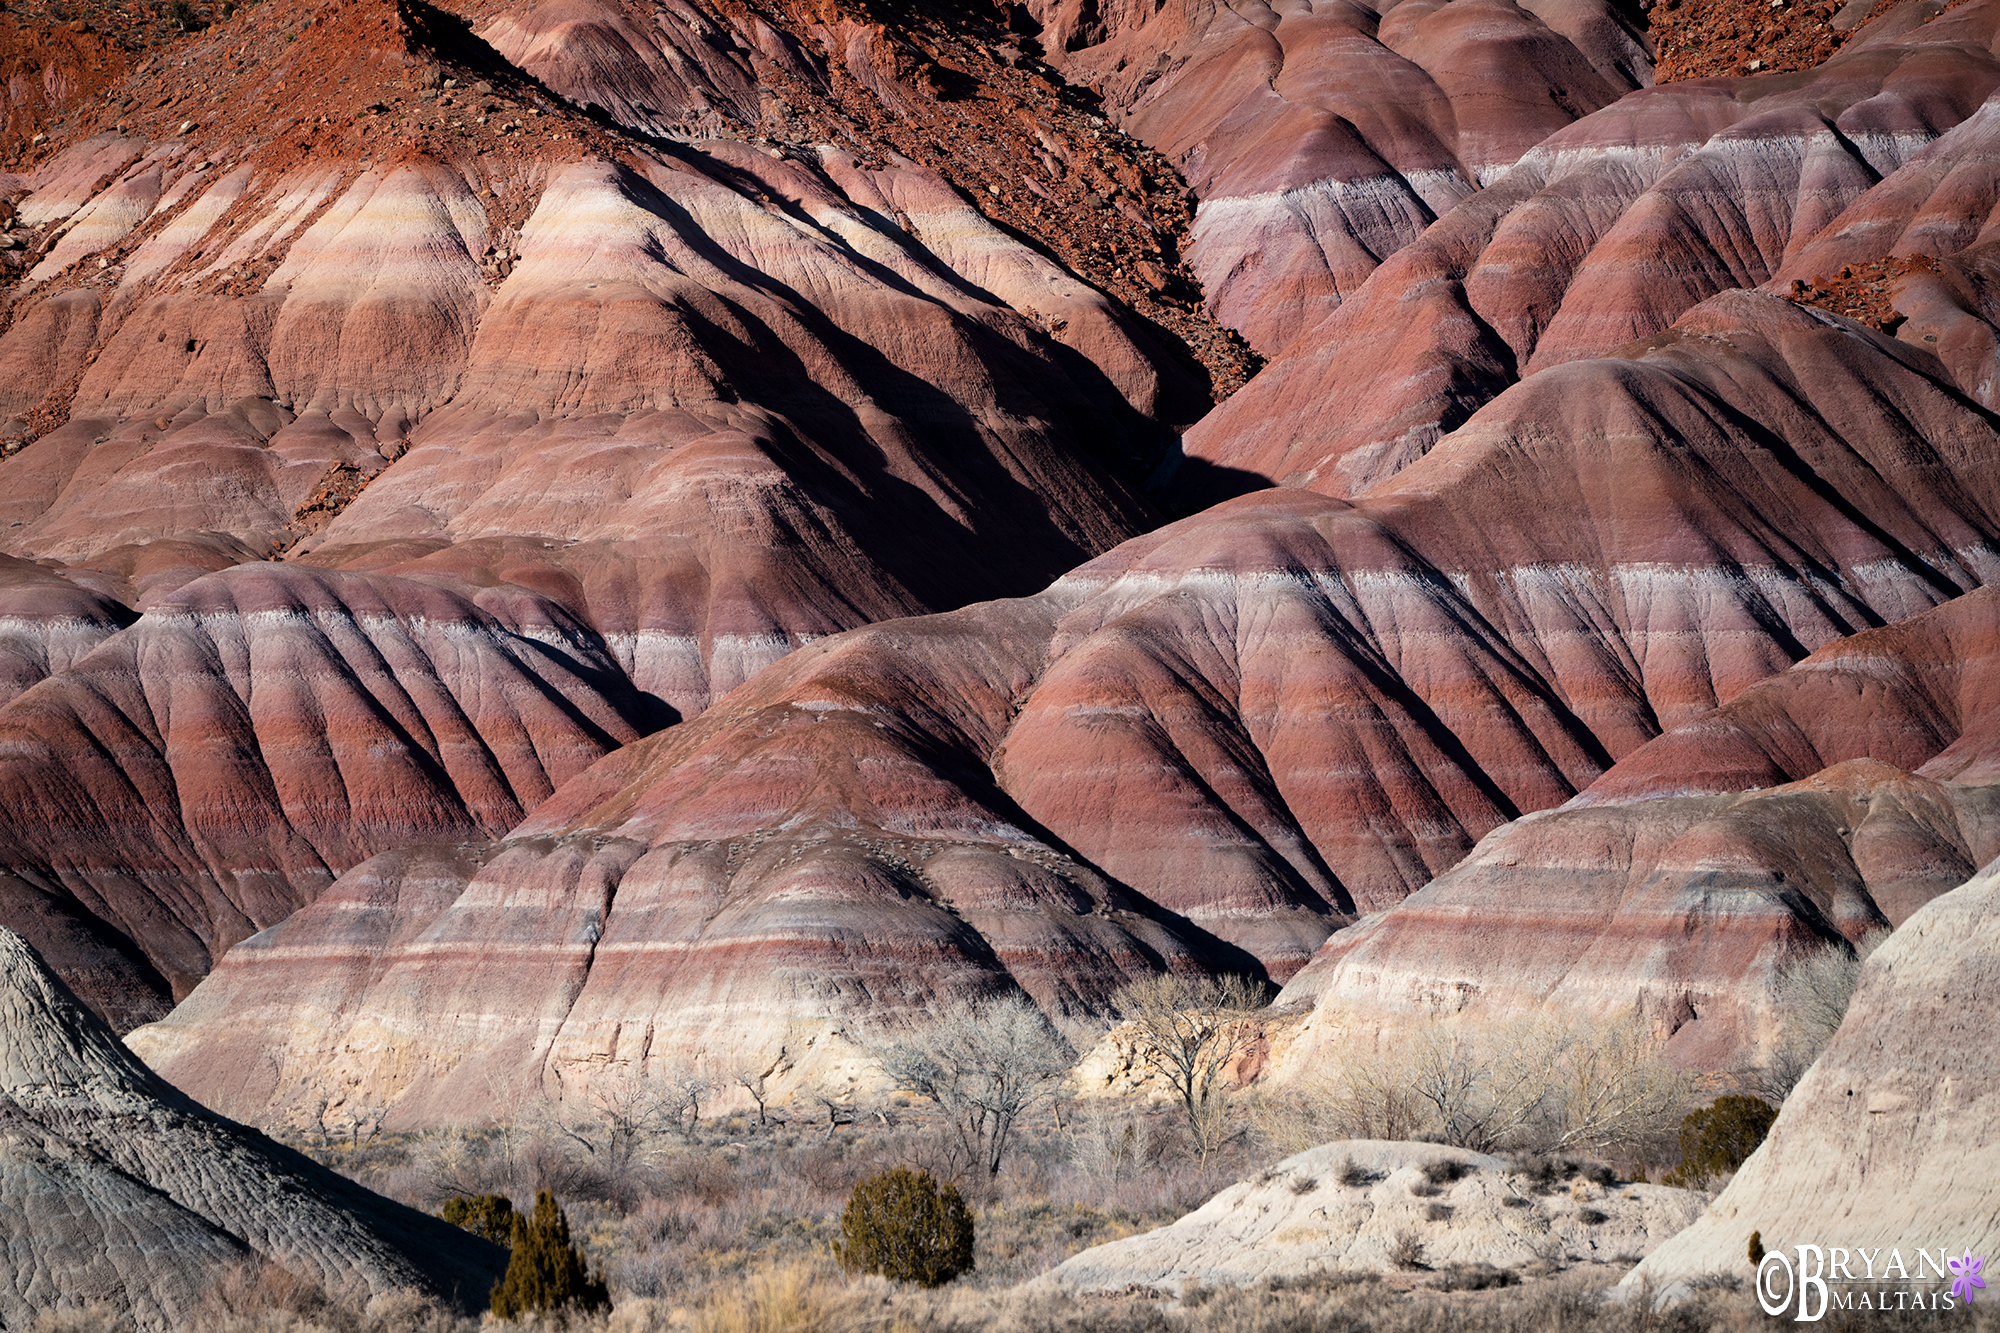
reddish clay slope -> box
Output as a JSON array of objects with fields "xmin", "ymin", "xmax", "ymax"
[
  {"xmin": 136, "ymin": 286, "xmax": 2000, "ymax": 1122},
  {"xmin": 0, "ymin": 0, "xmax": 1239, "ymax": 1021},
  {"xmin": 1578, "ymin": 584, "xmax": 2000, "ymax": 802},
  {"xmin": 130, "ymin": 596, "xmax": 1243, "ymax": 1127},
  {"xmin": 1171, "ymin": 2, "xmax": 2000, "ymax": 503},
  {"xmin": 1276, "ymin": 586, "xmax": 2000, "ymax": 1073},
  {"xmin": 1030, "ymin": 0, "xmax": 1653, "ymax": 353},
  {"xmin": 0, "ymin": 562, "xmax": 657, "ymax": 1028}
]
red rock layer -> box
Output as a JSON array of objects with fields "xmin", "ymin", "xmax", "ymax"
[
  {"xmin": 0, "ymin": 0, "xmax": 1231, "ymax": 1026},
  {"xmin": 1026, "ymin": 0, "xmax": 1652, "ymax": 353},
  {"xmin": 1275, "ymin": 580, "xmax": 2000, "ymax": 1072},
  {"xmin": 0, "ymin": 562, "xmax": 657, "ymax": 1028},
  {"xmin": 137, "ymin": 284, "xmax": 2000, "ymax": 1119},
  {"xmin": 1170, "ymin": 4, "xmax": 2000, "ymax": 504},
  {"xmin": 1277, "ymin": 761, "xmax": 2000, "ymax": 1073},
  {"xmin": 1579, "ymin": 584, "xmax": 2000, "ymax": 802},
  {"xmin": 131, "ymin": 598, "xmax": 1241, "ymax": 1126}
]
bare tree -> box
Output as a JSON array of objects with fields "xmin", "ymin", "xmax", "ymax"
[
  {"xmin": 1531, "ymin": 1010, "xmax": 1696, "ymax": 1156},
  {"xmin": 1291, "ymin": 1010, "xmax": 1691, "ymax": 1159},
  {"xmin": 1112, "ymin": 972, "xmax": 1267, "ymax": 1164},
  {"xmin": 1759, "ymin": 929, "xmax": 1889, "ymax": 1101},
  {"xmin": 872, "ymin": 992, "xmax": 1075, "ymax": 1178},
  {"xmin": 732, "ymin": 1039, "xmax": 795, "ymax": 1127}
]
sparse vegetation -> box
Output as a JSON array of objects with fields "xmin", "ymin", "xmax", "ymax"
[
  {"xmin": 836, "ymin": 1168, "xmax": 975, "ymax": 1288},
  {"xmin": 490, "ymin": 1189, "xmax": 611, "ymax": 1319},
  {"xmin": 439, "ymin": 1192, "xmax": 516, "ymax": 1245},
  {"xmin": 1265, "ymin": 1011, "xmax": 1694, "ymax": 1167},
  {"xmin": 1111, "ymin": 972, "xmax": 1269, "ymax": 1164},
  {"xmin": 1662, "ymin": 1096, "xmax": 1777, "ymax": 1189},
  {"xmin": 871, "ymin": 993, "xmax": 1074, "ymax": 1180},
  {"xmin": 1760, "ymin": 930, "xmax": 1889, "ymax": 1100}
]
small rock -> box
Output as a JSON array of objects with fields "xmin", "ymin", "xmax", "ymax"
[{"xmin": 178, "ymin": 120, "xmax": 197, "ymax": 134}]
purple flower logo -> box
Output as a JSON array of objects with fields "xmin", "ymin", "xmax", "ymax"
[{"xmin": 1950, "ymin": 1250, "xmax": 1986, "ymax": 1303}]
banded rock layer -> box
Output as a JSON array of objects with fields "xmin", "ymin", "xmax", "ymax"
[
  {"xmin": 1035, "ymin": 0, "xmax": 1654, "ymax": 352},
  {"xmin": 1275, "ymin": 584, "xmax": 2000, "ymax": 1071},
  {"xmin": 0, "ymin": 561, "xmax": 658, "ymax": 1030},
  {"xmin": 1173, "ymin": 3, "xmax": 2000, "ymax": 502},
  {"xmin": 134, "ymin": 287, "xmax": 2000, "ymax": 1120}
]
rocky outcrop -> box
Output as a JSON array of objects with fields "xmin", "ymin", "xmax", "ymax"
[
  {"xmin": 1621, "ymin": 854, "xmax": 2000, "ymax": 1297},
  {"xmin": 1037, "ymin": 1141, "xmax": 1704, "ymax": 1291},
  {"xmin": 0, "ymin": 926, "xmax": 504, "ymax": 1329}
]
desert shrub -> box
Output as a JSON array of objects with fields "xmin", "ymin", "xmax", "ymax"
[
  {"xmin": 1578, "ymin": 1208, "xmax": 1608, "ymax": 1225},
  {"xmin": 1509, "ymin": 1154, "xmax": 1582, "ymax": 1193},
  {"xmin": 1303, "ymin": 1011, "xmax": 1691, "ymax": 1159},
  {"xmin": 1437, "ymin": 1263, "xmax": 1517, "ymax": 1291},
  {"xmin": 689, "ymin": 1259, "xmax": 842, "ymax": 1333},
  {"xmin": 1288, "ymin": 1175, "xmax": 1317, "ymax": 1195},
  {"xmin": 1336, "ymin": 1156, "xmax": 1372, "ymax": 1187},
  {"xmin": 1662, "ymin": 1096, "xmax": 1776, "ymax": 1189},
  {"xmin": 836, "ymin": 1168, "xmax": 975, "ymax": 1288},
  {"xmin": 440, "ymin": 1192, "xmax": 517, "ymax": 1246},
  {"xmin": 490, "ymin": 1189, "xmax": 610, "ymax": 1319},
  {"xmin": 1388, "ymin": 1228, "xmax": 1427, "ymax": 1270},
  {"xmin": 1425, "ymin": 1202, "xmax": 1453, "ymax": 1221},
  {"xmin": 1420, "ymin": 1159, "xmax": 1469, "ymax": 1185}
]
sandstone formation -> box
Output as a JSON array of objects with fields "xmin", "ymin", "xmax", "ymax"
[
  {"xmin": 1621, "ymin": 854, "xmax": 2000, "ymax": 1297},
  {"xmin": 0, "ymin": 926, "xmax": 504, "ymax": 1329},
  {"xmin": 1037, "ymin": 1141, "xmax": 1705, "ymax": 1291}
]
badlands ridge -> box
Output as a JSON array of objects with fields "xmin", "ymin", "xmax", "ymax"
[{"xmin": 0, "ymin": 0, "xmax": 1998, "ymax": 1315}]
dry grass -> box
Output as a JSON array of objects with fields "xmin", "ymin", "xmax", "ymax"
[{"xmin": 257, "ymin": 1091, "xmax": 1999, "ymax": 1333}]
